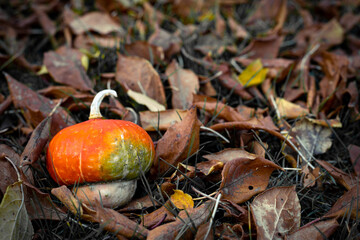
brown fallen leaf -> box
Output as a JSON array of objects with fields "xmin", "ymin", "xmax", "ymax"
[
  {"xmin": 193, "ymin": 94, "xmax": 246, "ymax": 122},
  {"xmin": 43, "ymin": 46, "xmax": 93, "ymax": 91},
  {"xmin": 348, "ymin": 144, "xmax": 360, "ymax": 176},
  {"xmin": 238, "ymin": 34, "xmax": 284, "ymax": 59},
  {"xmin": 69, "ymin": 11, "xmax": 124, "ymax": 35},
  {"xmin": 116, "ymin": 54, "xmax": 166, "ymax": 106},
  {"xmin": 140, "ymin": 109, "xmax": 188, "ymax": 131},
  {"xmin": 275, "ymin": 97, "xmax": 309, "ymax": 119},
  {"xmin": 148, "ymin": 26, "xmax": 182, "ymax": 59},
  {"xmin": 142, "ymin": 202, "xmax": 176, "ymax": 228},
  {"xmin": 292, "ymin": 118, "xmax": 333, "ymax": 161},
  {"xmin": 316, "ymin": 160, "xmax": 356, "ymax": 190},
  {"xmin": 20, "ymin": 115, "xmax": 52, "ymax": 167},
  {"xmin": 5, "ymin": 73, "xmax": 75, "ymax": 132},
  {"xmin": 38, "ymin": 85, "xmax": 80, "ymax": 99},
  {"xmin": 166, "ymin": 60, "xmax": 199, "ymax": 109},
  {"xmin": 151, "ymin": 107, "xmax": 201, "ymax": 178},
  {"xmin": 147, "ymin": 201, "xmax": 213, "ymax": 239},
  {"xmin": 203, "ymin": 148, "xmax": 257, "ymax": 164},
  {"xmin": 324, "ymin": 185, "xmax": 360, "ymax": 219},
  {"xmin": 251, "ymin": 186, "xmax": 301, "ymax": 240},
  {"xmin": 196, "ymin": 160, "xmax": 224, "ymax": 176},
  {"xmin": 286, "ymin": 218, "xmax": 339, "ymax": 240},
  {"xmin": 74, "ymin": 34, "xmax": 122, "ymax": 49},
  {"xmin": 220, "ymin": 157, "xmax": 283, "ymax": 204},
  {"xmin": 51, "ymin": 185, "xmax": 83, "ymax": 216},
  {"xmin": 195, "ymin": 222, "xmax": 213, "ymax": 240},
  {"xmin": 84, "ymin": 200, "xmax": 149, "ymax": 239},
  {"xmin": 215, "ymin": 223, "xmax": 245, "ymax": 240},
  {"xmin": 228, "ymin": 16, "xmax": 249, "ymax": 40},
  {"xmin": 124, "ymin": 41, "xmax": 164, "ymax": 65}
]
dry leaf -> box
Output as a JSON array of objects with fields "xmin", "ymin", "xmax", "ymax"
[
  {"xmin": 239, "ymin": 35, "xmax": 284, "ymax": 59},
  {"xmin": 228, "ymin": 17, "xmax": 249, "ymax": 39},
  {"xmin": 324, "ymin": 185, "xmax": 360, "ymax": 219},
  {"xmin": 238, "ymin": 59, "xmax": 268, "ymax": 87},
  {"xmin": 44, "ymin": 46, "xmax": 93, "ymax": 91},
  {"xmin": 140, "ymin": 109, "xmax": 188, "ymax": 131},
  {"xmin": 124, "ymin": 41, "xmax": 164, "ymax": 65},
  {"xmin": 143, "ymin": 202, "xmax": 176, "ymax": 228},
  {"xmin": 286, "ymin": 218, "xmax": 338, "ymax": 240},
  {"xmin": 193, "ymin": 95, "xmax": 246, "ymax": 122},
  {"xmin": 166, "ymin": 60, "xmax": 199, "ymax": 109},
  {"xmin": 170, "ymin": 189, "xmax": 194, "ymax": 210},
  {"xmin": 203, "ymin": 148, "xmax": 257, "ymax": 164},
  {"xmin": 316, "ymin": 160, "xmax": 356, "ymax": 190},
  {"xmin": 148, "ymin": 27, "xmax": 182, "ymax": 59},
  {"xmin": 275, "ymin": 98, "xmax": 309, "ymax": 119},
  {"xmin": 151, "ymin": 107, "xmax": 201, "ymax": 177},
  {"xmin": 147, "ymin": 201, "xmax": 213, "ymax": 240},
  {"xmin": 196, "ymin": 160, "xmax": 224, "ymax": 176},
  {"xmin": 69, "ymin": 11, "xmax": 124, "ymax": 35},
  {"xmin": 251, "ymin": 186, "xmax": 301, "ymax": 240},
  {"xmin": 5, "ymin": 73, "xmax": 75, "ymax": 131},
  {"xmin": 220, "ymin": 157, "xmax": 282, "ymax": 204},
  {"xmin": 85, "ymin": 201, "xmax": 149, "ymax": 239},
  {"xmin": 51, "ymin": 185, "xmax": 83, "ymax": 216},
  {"xmin": 127, "ymin": 89, "xmax": 166, "ymax": 112},
  {"xmin": 116, "ymin": 54, "xmax": 166, "ymax": 106},
  {"xmin": 293, "ymin": 118, "xmax": 333, "ymax": 161},
  {"xmin": 38, "ymin": 85, "xmax": 80, "ymax": 99}
]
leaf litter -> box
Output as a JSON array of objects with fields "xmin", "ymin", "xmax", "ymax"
[{"xmin": 0, "ymin": 0, "xmax": 360, "ymax": 239}]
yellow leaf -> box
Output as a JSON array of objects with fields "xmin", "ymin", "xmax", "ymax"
[
  {"xmin": 37, "ymin": 65, "xmax": 48, "ymax": 75},
  {"xmin": 276, "ymin": 97, "xmax": 309, "ymax": 119},
  {"xmin": 127, "ymin": 89, "xmax": 166, "ymax": 112},
  {"xmin": 238, "ymin": 59, "xmax": 268, "ymax": 87},
  {"xmin": 170, "ymin": 189, "xmax": 194, "ymax": 210}
]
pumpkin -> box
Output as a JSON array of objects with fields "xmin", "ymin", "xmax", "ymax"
[{"xmin": 46, "ymin": 89, "xmax": 155, "ymax": 208}]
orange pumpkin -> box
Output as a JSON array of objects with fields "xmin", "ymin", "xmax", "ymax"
[{"xmin": 46, "ymin": 89, "xmax": 155, "ymax": 207}]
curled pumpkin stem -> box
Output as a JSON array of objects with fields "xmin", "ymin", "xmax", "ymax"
[{"xmin": 89, "ymin": 89, "xmax": 118, "ymax": 119}]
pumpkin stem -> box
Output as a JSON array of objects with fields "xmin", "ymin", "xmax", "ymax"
[{"xmin": 89, "ymin": 89, "xmax": 118, "ymax": 119}]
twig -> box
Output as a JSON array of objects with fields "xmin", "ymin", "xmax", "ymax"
[{"xmin": 203, "ymin": 193, "xmax": 221, "ymax": 240}]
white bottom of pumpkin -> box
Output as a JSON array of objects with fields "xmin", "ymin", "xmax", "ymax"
[{"xmin": 72, "ymin": 179, "xmax": 137, "ymax": 208}]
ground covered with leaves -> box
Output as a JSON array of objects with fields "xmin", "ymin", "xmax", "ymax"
[{"xmin": 1, "ymin": 0, "xmax": 360, "ymax": 239}]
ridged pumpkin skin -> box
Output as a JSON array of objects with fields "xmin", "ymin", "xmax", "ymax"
[{"xmin": 47, "ymin": 119, "xmax": 155, "ymax": 186}]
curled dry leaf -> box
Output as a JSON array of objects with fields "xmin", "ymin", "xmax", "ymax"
[
  {"xmin": 147, "ymin": 201, "xmax": 213, "ymax": 240},
  {"xmin": 142, "ymin": 202, "xmax": 176, "ymax": 228},
  {"xmin": 20, "ymin": 115, "xmax": 52, "ymax": 167},
  {"xmin": 316, "ymin": 160, "xmax": 356, "ymax": 190},
  {"xmin": 69, "ymin": 11, "xmax": 124, "ymax": 35},
  {"xmin": 203, "ymin": 148, "xmax": 257, "ymax": 164},
  {"xmin": 140, "ymin": 109, "xmax": 188, "ymax": 131},
  {"xmin": 43, "ymin": 47, "xmax": 93, "ymax": 91},
  {"xmin": 116, "ymin": 54, "xmax": 166, "ymax": 106},
  {"xmin": 38, "ymin": 85, "xmax": 80, "ymax": 99},
  {"xmin": 85, "ymin": 200, "xmax": 149, "ymax": 239},
  {"xmin": 6, "ymin": 73, "xmax": 75, "ymax": 131},
  {"xmin": 127, "ymin": 89, "xmax": 166, "ymax": 112},
  {"xmin": 151, "ymin": 107, "xmax": 201, "ymax": 178},
  {"xmin": 170, "ymin": 189, "xmax": 194, "ymax": 210},
  {"xmin": 196, "ymin": 160, "xmax": 224, "ymax": 176},
  {"xmin": 286, "ymin": 218, "xmax": 339, "ymax": 240},
  {"xmin": 165, "ymin": 60, "xmax": 199, "ymax": 109},
  {"xmin": 51, "ymin": 185, "xmax": 83, "ymax": 216},
  {"xmin": 193, "ymin": 95, "xmax": 247, "ymax": 122},
  {"xmin": 275, "ymin": 97, "xmax": 309, "ymax": 119},
  {"xmin": 251, "ymin": 186, "xmax": 301, "ymax": 240},
  {"xmin": 324, "ymin": 185, "xmax": 360, "ymax": 219},
  {"xmin": 220, "ymin": 157, "xmax": 283, "ymax": 204}
]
